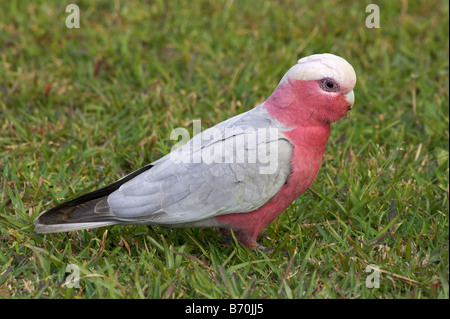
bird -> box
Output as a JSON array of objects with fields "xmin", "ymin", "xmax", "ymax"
[{"xmin": 34, "ymin": 53, "xmax": 356, "ymax": 248}]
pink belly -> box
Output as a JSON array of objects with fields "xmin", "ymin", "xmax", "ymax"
[{"xmin": 215, "ymin": 144, "xmax": 323, "ymax": 247}]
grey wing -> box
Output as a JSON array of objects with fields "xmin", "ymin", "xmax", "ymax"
[{"xmin": 106, "ymin": 110, "xmax": 293, "ymax": 225}]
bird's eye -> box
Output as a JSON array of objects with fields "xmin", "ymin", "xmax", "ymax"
[{"xmin": 319, "ymin": 78, "xmax": 339, "ymax": 92}]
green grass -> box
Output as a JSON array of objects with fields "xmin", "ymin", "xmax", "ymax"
[{"xmin": 0, "ymin": 0, "xmax": 448, "ymax": 299}]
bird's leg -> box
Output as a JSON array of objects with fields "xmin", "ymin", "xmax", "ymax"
[
  {"xmin": 251, "ymin": 242, "xmax": 274, "ymax": 253},
  {"xmin": 218, "ymin": 227, "xmax": 289, "ymax": 256},
  {"xmin": 218, "ymin": 227, "xmax": 258, "ymax": 248},
  {"xmin": 220, "ymin": 232, "xmax": 234, "ymax": 245}
]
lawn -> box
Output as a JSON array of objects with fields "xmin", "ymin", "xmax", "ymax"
[{"xmin": 0, "ymin": 0, "xmax": 448, "ymax": 299}]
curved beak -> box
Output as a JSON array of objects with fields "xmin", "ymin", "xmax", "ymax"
[{"xmin": 344, "ymin": 90, "xmax": 355, "ymax": 110}]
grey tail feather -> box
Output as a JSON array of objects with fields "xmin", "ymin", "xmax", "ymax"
[{"xmin": 34, "ymin": 163, "xmax": 153, "ymax": 233}]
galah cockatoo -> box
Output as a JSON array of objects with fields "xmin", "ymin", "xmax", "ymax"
[{"xmin": 34, "ymin": 53, "xmax": 356, "ymax": 247}]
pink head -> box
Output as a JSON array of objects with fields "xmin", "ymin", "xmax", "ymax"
[{"xmin": 264, "ymin": 53, "xmax": 357, "ymax": 126}]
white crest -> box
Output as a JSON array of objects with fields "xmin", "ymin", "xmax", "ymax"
[{"xmin": 279, "ymin": 53, "xmax": 356, "ymax": 93}]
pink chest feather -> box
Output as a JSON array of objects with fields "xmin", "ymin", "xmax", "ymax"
[{"xmin": 215, "ymin": 123, "xmax": 330, "ymax": 246}]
